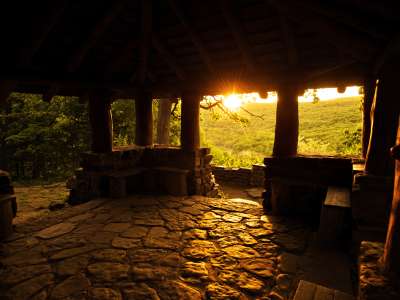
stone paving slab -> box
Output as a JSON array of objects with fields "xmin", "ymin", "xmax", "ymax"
[{"xmin": 0, "ymin": 195, "xmax": 311, "ymax": 300}]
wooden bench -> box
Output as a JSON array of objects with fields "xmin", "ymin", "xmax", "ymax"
[
  {"xmin": 293, "ymin": 280, "xmax": 354, "ymax": 300},
  {"xmin": 318, "ymin": 186, "xmax": 352, "ymax": 245}
]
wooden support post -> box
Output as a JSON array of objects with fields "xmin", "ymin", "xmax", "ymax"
[
  {"xmin": 273, "ymin": 84, "xmax": 299, "ymax": 157},
  {"xmin": 382, "ymin": 118, "xmax": 400, "ymax": 273},
  {"xmin": 181, "ymin": 91, "xmax": 200, "ymax": 151},
  {"xmin": 365, "ymin": 62, "xmax": 400, "ymax": 176},
  {"xmin": 135, "ymin": 89, "xmax": 153, "ymax": 146},
  {"xmin": 362, "ymin": 76, "xmax": 376, "ymax": 158},
  {"xmin": 88, "ymin": 91, "xmax": 113, "ymax": 153}
]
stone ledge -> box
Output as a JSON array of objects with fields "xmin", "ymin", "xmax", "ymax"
[{"xmin": 358, "ymin": 241, "xmax": 400, "ymax": 300}]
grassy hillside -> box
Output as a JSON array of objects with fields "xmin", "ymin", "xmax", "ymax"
[{"xmin": 200, "ymin": 96, "xmax": 362, "ymax": 167}]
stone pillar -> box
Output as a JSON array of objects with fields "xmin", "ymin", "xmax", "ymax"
[
  {"xmin": 365, "ymin": 63, "xmax": 399, "ymax": 176},
  {"xmin": 362, "ymin": 76, "xmax": 376, "ymax": 158},
  {"xmin": 273, "ymin": 84, "xmax": 299, "ymax": 157},
  {"xmin": 88, "ymin": 91, "xmax": 113, "ymax": 153},
  {"xmin": 135, "ymin": 89, "xmax": 153, "ymax": 146},
  {"xmin": 382, "ymin": 118, "xmax": 400, "ymax": 273},
  {"xmin": 181, "ymin": 91, "xmax": 200, "ymax": 151}
]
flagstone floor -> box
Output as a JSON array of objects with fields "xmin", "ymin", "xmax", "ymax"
[{"xmin": 0, "ymin": 195, "xmax": 312, "ymax": 300}]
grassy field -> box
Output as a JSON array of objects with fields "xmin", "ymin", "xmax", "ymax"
[{"xmin": 200, "ymin": 96, "xmax": 363, "ymax": 167}]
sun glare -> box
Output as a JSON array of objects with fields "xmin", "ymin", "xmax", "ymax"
[{"xmin": 223, "ymin": 94, "xmax": 242, "ymax": 111}]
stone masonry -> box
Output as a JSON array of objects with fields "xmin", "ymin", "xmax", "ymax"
[{"xmin": 0, "ymin": 195, "xmax": 311, "ymax": 300}]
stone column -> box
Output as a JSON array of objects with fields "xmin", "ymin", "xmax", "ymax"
[
  {"xmin": 362, "ymin": 76, "xmax": 376, "ymax": 158},
  {"xmin": 135, "ymin": 89, "xmax": 153, "ymax": 146},
  {"xmin": 365, "ymin": 63, "xmax": 399, "ymax": 176},
  {"xmin": 181, "ymin": 91, "xmax": 200, "ymax": 151},
  {"xmin": 88, "ymin": 91, "xmax": 113, "ymax": 153},
  {"xmin": 273, "ymin": 84, "xmax": 299, "ymax": 157},
  {"xmin": 382, "ymin": 118, "xmax": 400, "ymax": 273}
]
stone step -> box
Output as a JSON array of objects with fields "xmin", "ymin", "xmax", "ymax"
[{"xmin": 293, "ymin": 280, "xmax": 354, "ymax": 300}]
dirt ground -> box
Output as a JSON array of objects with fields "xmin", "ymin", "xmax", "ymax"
[{"xmin": 13, "ymin": 182, "xmax": 69, "ymax": 225}]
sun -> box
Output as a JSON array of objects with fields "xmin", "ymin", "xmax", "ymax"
[{"xmin": 223, "ymin": 94, "xmax": 242, "ymax": 111}]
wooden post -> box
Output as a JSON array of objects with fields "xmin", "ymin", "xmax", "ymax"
[
  {"xmin": 273, "ymin": 84, "xmax": 299, "ymax": 157},
  {"xmin": 382, "ymin": 118, "xmax": 400, "ymax": 273},
  {"xmin": 88, "ymin": 91, "xmax": 113, "ymax": 153},
  {"xmin": 181, "ymin": 91, "xmax": 200, "ymax": 150},
  {"xmin": 365, "ymin": 62, "xmax": 400, "ymax": 176},
  {"xmin": 135, "ymin": 89, "xmax": 153, "ymax": 146},
  {"xmin": 362, "ymin": 76, "xmax": 376, "ymax": 158}
]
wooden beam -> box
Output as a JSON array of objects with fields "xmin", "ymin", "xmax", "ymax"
[
  {"xmin": 167, "ymin": 0, "xmax": 214, "ymax": 73},
  {"xmin": 373, "ymin": 33, "xmax": 400, "ymax": 75},
  {"xmin": 17, "ymin": 1, "xmax": 67, "ymax": 67},
  {"xmin": 277, "ymin": 9, "xmax": 298, "ymax": 67},
  {"xmin": 294, "ymin": 0, "xmax": 388, "ymax": 40},
  {"xmin": 67, "ymin": 1, "xmax": 126, "ymax": 73},
  {"xmin": 136, "ymin": 0, "xmax": 152, "ymax": 83},
  {"xmin": 271, "ymin": 1, "xmax": 378, "ymax": 62},
  {"xmin": 152, "ymin": 34, "xmax": 186, "ymax": 80},
  {"xmin": 219, "ymin": 0, "xmax": 255, "ymax": 72}
]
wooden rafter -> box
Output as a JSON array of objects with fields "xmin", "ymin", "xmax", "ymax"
[
  {"xmin": 219, "ymin": 0, "xmax": 255, "ymax": 72},
  {"xmin": 373, "ymin": 33, "xmax": 400, "ymax": 75},
  {"xmin": 17, "ymin": 1, "xmax": 67, "ymax": 67},
  {"xmin": 276, "ymin": 8, "xmax": 298, "ymax": 67},
  {"xmin": 136, "ymin": 0, "xmax": 152, "ymax": 83},
  {"xmin": 270, "ymin": 0, "xmax": 378, "ymax": 62},
  {"xmin": 66, "ymin": 1, "xmax": 126, "ymax": 73},
  {"xmin": 294, "ymin": 0, "xmax": 388, "ymax": 40},
  {"xmin": 152, "ymin": 35, "xmax": 186, "ymax": 80},
  {"xmin": 167, "ymin": 0, "xmax": 214, "ymax": 73},
  {"xmin": 104, "ymin": 40, "xmax": 138, "ymax": 76}
]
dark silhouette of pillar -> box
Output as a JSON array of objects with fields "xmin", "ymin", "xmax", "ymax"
[
  {"xmin": 88, "ymin": 91, "xmax": 113, "ymax": 153},
  {"xmin": 135, "ymin": 89, "xmax": 153, "ymax": 146},
  {"xmin": 382, "ymin": 118, "xmax": 400, "ymax": 273},
  {"xmin": 362, "ymin": 76, "xmax": 376, "ymax": 158},
  {"xmin": 365, "ymin": 62, "xmax": 400, "ymax": 176},
  {"xmin": 181, "ymin": 91, "xmax": 200, "ymax": 151},
  {"xmin": 273, "ymin": 84, "xmax": 299, "ymax": 157}
]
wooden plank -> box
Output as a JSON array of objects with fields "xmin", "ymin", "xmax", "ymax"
[
  {"xmin": 136, "ymin": 0, "xmax": 152, "ymax": 83},
  {"xmin": 152, "ymin": 35, "xmax": 186, "ymax": 80},
  {"xmin": 67, "ymin": 1, "xmax": 126, "ymax": 73},
  {"xmin": 219, "ymin": 0, "xmax": 255, "ymax": 72},
  {"xmin": 17, "ymin": 1, "xmax": 67, "ymax": 67},
  {"xmin": 325, "ymin": 186, "xmax": 351, "ymax": 208},
  {"xmin": 293, "ymin": 280, "xmax": 316, "ymax": 300},
  {"xmin": 168, "ymin": 0, "xmax": 214, "ymax": 73}
]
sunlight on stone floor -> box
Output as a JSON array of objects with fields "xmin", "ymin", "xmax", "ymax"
[{"xmin": 0, "ymin": 195, "xmax": 311, "ymax": 300}]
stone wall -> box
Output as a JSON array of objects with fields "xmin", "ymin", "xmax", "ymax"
[
  {"xmin": 69, "ymin": 146, "xmax": 219, "ymax": 203},
  {"xmin": 211, "ymin": 164, "xmax": 265, "ymax": 187}
]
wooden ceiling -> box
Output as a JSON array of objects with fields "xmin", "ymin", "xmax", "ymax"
[{"xmin": 0, "ymin": 0, "xmax": 398, "ymax": 98}]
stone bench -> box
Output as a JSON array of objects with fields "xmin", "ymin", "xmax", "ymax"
[
  {"xmin": 108, "ymin": 168, "xmax": 147, "ymax": 198},
  {"xmin": 318, "ymin": 186, "xmax": 352, "ymax": 245},
  {"xmin": 293, "ymin": 280, "xmax": 354, "ymax": 300},
  {"xmin": 0, "ymin": 194, "xmax": 16, "ymax": 239},
  {"xmin": 153, "ymin": 167, "xmax": 189, "ymax": 196}
]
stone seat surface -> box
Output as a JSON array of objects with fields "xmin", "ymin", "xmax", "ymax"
[
  {"xmin": 293, "ymin": 280, "xmax": 354, "ymax": 300},
  {"xmin": 0, "ymin": 194, "xmax": 313, "ymax": 299}
]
